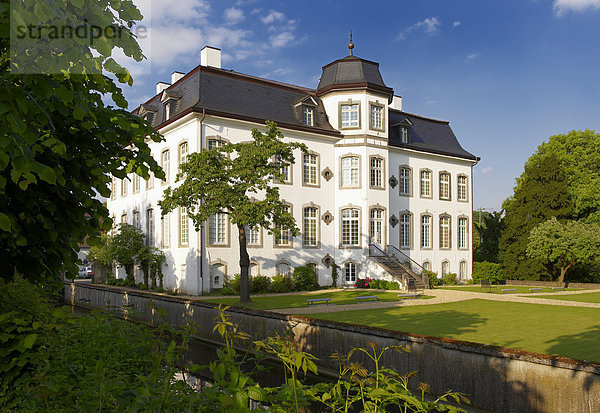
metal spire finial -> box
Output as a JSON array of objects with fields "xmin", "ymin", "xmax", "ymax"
[{"xmin": 348, "ymin": 31, "xmax": 354, "ymax": 56}]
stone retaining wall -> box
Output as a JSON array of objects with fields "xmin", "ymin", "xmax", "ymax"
[
  {"xmin": 506, "ymin": 280, "xmax": 600, "ymax": 289},
  {"xmin": 64, "ymin": 282, "xmax": 600, "ymax": 413}
]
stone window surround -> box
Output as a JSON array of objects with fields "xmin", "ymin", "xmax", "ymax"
[
  {"xmin": 275, "ymin": 260, "xmax": 292, "ymax": 275},
  {"xmin": 178, "ymin": 206, "xmax": 189, "ymax": 248},
  {"xmin": 342, "ymin": 260, "xmax": 360, "ymax": 284},
  {"xmin": 161, "ymin": 212, "xmax": 170, "ymax": 249},
  {"xmin": 339, "ymin": 154, "xmax": 362, "ymax": 190},
  {"xmin": 439, "ymin": 171, "xmax": 451, "ymax": 201},
  {"xmin": 274, "ymin": 201, "xmax": 294, "ymax": 249},
  {"xmin": 420, "ymin": 212, "xmax": 433, "ymax": 250},
  {"xmin": 398, "ymin": 209, "xmax": 414, "ymax": 250},
  {"xmin": 368, "ymin": 100, "xmax": 385, "ymax": 132},
  {"xmin": 439, "ymin": 213, "xmax": 452, "ymax": 250},
  {"xmin": 419, "ymin": 168, "xmax": 433, "ymax": 199},
  {"xmin": 177, "ymin": 139, "xmax": 189, "ymax": 176},
  {"xmin": 368, "ymin": 155, "xmax": 385, "ymax": 190},
  {"xmin": 339, "ymin": 204, "xmax": 362, "ymax": 249},
  {"xmin": 369, "ymin": 205, "xmax": 387, "ymax": 247},
  {"xmin": 209, "ymin": 259, "xmax": 227, "ymax": 288},
  {"xmin": 457, "ymin": 174, "xmax": 469, "ymax": 202},
  {"xmin": 398, "ymin": 165, "xmax": 413, "ymax": 197},
  {"xmin": 302, "ymin": 150, "xmax": 321, "ymax": 188},
  {"xmin": 208, "ymin": 211, "xmax": 231, "ymax": 248},
  {"xmin": 245, "ymin": 225, "xmax": 263, "ymax": 249},
  {"xmin": 161, "ymin": 149, "xmax": 170, "ymax": 185},
  {"xmin": 457, "ymin": 214, "xmax": 469, "ymax": 250},
  {"xmin": 338, "ymin": 99, "xmax": 361, "ymax": 130},
  {"xmin": 302, "ymin": 202, "xmax": 321, "ymax": 249}
]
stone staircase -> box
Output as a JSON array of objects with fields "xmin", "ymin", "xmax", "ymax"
[{"xmin": 369, "ymin": 244, "xmax": 429, "ymax": 289}]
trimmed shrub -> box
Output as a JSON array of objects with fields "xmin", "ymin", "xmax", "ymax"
[
  {"xmin": 386, "ymin": 281, "xmax": 400, "ymax": 290},
  {"xmin": 472, "ymin": 261, "xmax": 504, "ymax": 284},
  {"xmin": 224, "ymin": 274, "xmax": 241, "ymax": 294},
  {"xmin": 443, "ymin": 273, "xmax": 458, "ymax": 285},
  {"xmin": 354, "ymin": 277, "xmax": 371, "ymax": 288},
  {"xmin": 293, "ymin": 266, "xmax": 319, "ymax": 291},
  {"xmin": 250, "ymin": 275, "xmax": 272, "ymax": 294},
  {"xmin": 428, "ymin": 272, "xmax": 442, "ymax": 287},
  {"xmin": 271, "ymin": 273, "xmax": 294, "ymax": 293}
]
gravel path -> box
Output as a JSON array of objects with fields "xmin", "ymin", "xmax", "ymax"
[{"xmin": 271, "ymin": 288, "xmax": 600, "ymax": 315}]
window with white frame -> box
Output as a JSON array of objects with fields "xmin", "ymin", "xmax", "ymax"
[
  {"xmin": 164, "ymin": 101, "xmax": 172, "ymax": 121},
  {"xmin": 121, "ymin": 177, "xmax": 128, "ymax": 197},
  {"xmin": 209, "ymin": 212, "xmax": 227, "ymax": 245},
  {"xmin": 161, "ymin": 150, "xmax": 170, "ymax": 183},
  {"xmin": 132, "ymin": 211, "xmax": 140, "ymax": 229},
  {"xmin": 246, "ymin": 226, "xmax": 260, "ymax": 246},
  {"xmin": 208, "ymin": 138, "xmax": 223, "ymax": 150},
  {"xmin": 344, "ymin": 262, "xmax": 357, "ymax": 283},
  {"xmin": 302, "ymin": 106, "xmax": 314, "ymax": 126},
  {"xmin": 303, "ymin": 207, "xmax": 318, "ymax": 247},
  {"xmin": 303, "ymin": 153, "xmax": 318, "ymax": 185},
  {"xmin": 459, "ymin": 261, "xmax": 467, "ymax": 280},
  {"xmin": 421, "ymin": 215, "xmax": 431, "ymax": 248},
  {"xmin": 458, "ymin": 175, "xmax": 468, "ymax": 201},
  {"xmin": 458, "ymin": 217, "xmax": 468, "ymax": 249},
  {"xmin": 370, "ymin": 208, "xmax": 384, "ymax": 246},
  {"xmin": 276, "ymin": 262, "xmax": 290, "ymax": 275},
  {"xmin": 180, "ymin": 207, "xmax": 188, "ymax": 245},
  {"xmin": 400, "ymin": 127, "xmax": 409, "ymax": 143},
  {"xmin": 250, "ymin": 262, "xmax": 259, "ymax": 277},
  {"xmin": 420, "ymin": 170, "xmax": 431, "ymax": 197},
  {"xmin": 146, "ymin": 173, "xmax": 154, "ymax": 190},
  {"xmin": 161, "ymin": 213, "xmax": 170, "ymax": 248},
  {"xmin": 442, "ymin": 260, "xmax": 450, "ymax": 275},
  {"xmin": 341, "ymin": 208, "xmax": 360, "ymax": 247},
  {"xmin": 423, "ymin": 261, "xmax": 431, "ymax": 271},
  {"xmin": 440, "ymin": 216, "xmax": 451, "ymax": 249},
  {"xmin": 399, "ymin": 167, "xmax": 411, "ymax": 196},
  {"xmin": 341, "ymin": 156, "xmax": 359, "ymax": 188},
  {"xmin": 133, "ymin": 174, "xmax": 140, "ymax": 193},
  {"xmin": 370, "ymin": 157, "xmax": 383, "ymax": 188},
  {"xmin": 439, "ymin": 172, "xmax": 450, "ymax": 200},
  {"xmin": 110, "ymin": 178, "xmax": 116, "ymax": 200},
  {"xmin": 275, "ymin": 206, "xmax": 292, "ymax": 247},
  {"xmin": 146, "ymin": 209, "xmax": 154, "ymax": 247},
  {"xmin": 370, "ymin": 105, "xmax": 383, "ymax": 130},
  {"xmin": 400, "ymin": 213, "xmax": 411, "ymax": 249},
  {"xmin": 179, "ymin": 141, "xmax": 188, "ymax": 172},
  {"xmin": 340, "ymin": 104, "xmax": 359, "ymax": 128},
  {"xmin": 274, "ymin": 154, "xmax": 290, "ymax": 184}
]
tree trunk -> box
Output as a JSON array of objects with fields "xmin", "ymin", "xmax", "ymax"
[
  {"xmin": 557, "ymin": 263, "xmax": 573, "ymax": 285},
  {"xmin": 238, "ymin": 224, "xmax": 252, "ymax": 304}
]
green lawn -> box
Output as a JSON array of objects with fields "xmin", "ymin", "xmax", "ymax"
[
  {"xmin": 534, "ymin": 291, "xmax": 600, "ymax": 303},
  {"xmin": 437, "ymin": 285, "xmax": 579, "ymax": 294},
  {"xmin": 307, "ymin": 299, "xmax": 600, "ymax": 362},
  {"xmin": 202, "ymin": 290, "xmax": 432, "ymax": 310}
]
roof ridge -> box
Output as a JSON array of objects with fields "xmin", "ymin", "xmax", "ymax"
[
  {"xmin": 390, "ymin": 109, "xmax": 449, "ymax": 124},
  {"xmin": 202, "ymin": 66, "xmax": 315, "ymax": 93}
]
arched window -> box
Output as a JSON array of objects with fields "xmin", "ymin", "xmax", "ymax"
[
  {"xmin": 442, "ymin": 260, "xmax": 450, "ymax": 276},
  {"xmin": 161, "ymin": 149, "xmax": 170, "ymax": 183},
  {"xmin": 211, "ymin": 263, "xmax": 225, "ymax": 288},
  {"xmin": 341, "ymin": 156, "xmax": 360, "ymax": 188},
  {"xmin": 178, "ymin": 141, "xmax": 188, "ymax": 173},
  {"xmin": 459, "ymin": 260, "xmax": 467, "ymax": 280},
  {"xmin": 276, "ymin": 262, "xmax": 290, "ymax": 275},
  {"xmin": 370, "ymin": 208, "xmax": 384, "ymax": 246},
  {"xmin": 343, "ymin": 262, "xmax": 357, "ymax": 283},
  {"xmin": 422, "ymin": 261, "xmax": 431, "ymax": 271}
]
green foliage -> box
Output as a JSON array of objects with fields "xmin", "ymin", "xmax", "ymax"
[
  {"xmin": 500, "ymin": 153, "xmax": 575, "ymax": 281},
  {"xmin": 428, "ymin": 272, "xmax": 443, "ymax": 287},
  {"xmin": 527, "ymin": 217, "xmax": 600, "ymax": 283},
  {"xmin": 0, "ymin": 0, "xmax": 164, "ymax": 283},
  {"xmin": 292, "ymin": 265, "xmax": 318, "ymax": 292},
  {"xmin": 331, "ymin": 261, "xmax": 339, "ymax": 288},
  {"xmin": 442, "ymin": 273, "xmax": 458, "ymax": 285},
  {"xmin": 225, "ymin": 274, "xmax": 242, "ymax": 294},
  {"xmin": 270, "ymin": 273, "xmax": 294, "ymax": 293},
  {"xmin": 473, "ymin": 210, "xmax": 504, "ymax": 262},
  {"xmin": 250, "ymin": 275, "xmax": 272, "ymax": 294},
  {"xmin": 472, "ymin": 261, "xmax": 505, "ymax": 284},
  {"xmin": 110, "ymin": 223, "xmax": 145, "ymax": 281}
]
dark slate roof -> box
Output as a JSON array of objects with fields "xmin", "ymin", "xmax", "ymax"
[
  {"xmin": 135, "ymin": 65, "xmax": 340, "ymax": 137},
  {"xmin": 388, "ymin": 110, "xmax": 478, "ymax": 161},
  {"xmin": 316, "ymin": 55, "xmax": 393, "ymax": 98}
]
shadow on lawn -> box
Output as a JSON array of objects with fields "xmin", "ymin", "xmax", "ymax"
[{"xmin": 546, "ymin": 325, "xmax": 600, "ymax": 365}]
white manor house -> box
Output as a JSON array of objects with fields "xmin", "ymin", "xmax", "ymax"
[{"xmin": 108, "ymin": 45, "xmax": 479, "ymax": 294}]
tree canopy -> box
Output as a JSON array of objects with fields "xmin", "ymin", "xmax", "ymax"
[
  {"xmin": 0, "ymin": 0, "xmax": 163, "ymax": 283},
  {"xmin": 473, "ymin": 210, "xmax": 503, "ymax": 263},
  {"xmin": 160, "ymin": 121, "xmax": 305, "ymax": 303}
]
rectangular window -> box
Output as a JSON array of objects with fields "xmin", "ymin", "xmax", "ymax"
[
  {"xmin": 110, "ymin": 178, "xmax": 116, "ymax": 200},
  {"xmin": 458, "ymin": 217, "xmax": 468, "ymax": 249},
  {"xmin": 440, "ymin": 173, "xmax": 450, "ymax": 200},
  {"xmin": 344, "ymin": 263, "xmax": 357, "ymax": 283},
  {"xmin": 133, "ymin": 174, "xmax": 140, "ymax": 193},
  {"xmin": 274, "ymin": 154, "xmax": 290, "ymax": 184},
  {"xmin": 164, "ymin": 101, "xmax": 172, "ymax": 120},
  {"xmin": 246, "ymin": 226, "xmax": 260, "ymax": 246},
  {"xmin": 147, "ymin": 209, "xmax": 154, "ymax": 247},
  {"xmin": 420, "ymin": 170, "xmax": 431, "ymax": 197},
  {"xmin": 458, "ymin": 175, "xmax": 468, "ymax": 201},
  {"xmin": 180, "ymin": 207, "xmax": 188, "ymax": 246},
  {"xmin": 370, "ymin": 105, "xmax": 383, "ymax": 130},
  {"xmin": 146, "ymin": 173, "xmax": 154, "ymax": 190},
  {"xmin": 341, "ymin": 156, "xmax": 359, "ymax": 187},
  {"xmin": 421, "ymin": 215, "xmax": 431, "ymax": 248},
  {"xmin": 179, "ymin": 142, "xmax": 188, "ymax": 172},
  {"xmin": 400, "ymin": 214, "xmax": 411, "ymax": 248},
  {"xmin": 440, "ymin": 216, "xmax": 451, "ymax": 249},
  {"xmin": 121, "ymin": 178, "xmax": 128, "ymax": 197},
  {"xmin": 161, "ymin": 213, "xmax": 170, "ymax": 248},
  {"xmin": 275, "ymin": 206, "xmax": 292, "ymax": 247},
  {"xmin": 342, "ymin": 208, "xmax": 360, "ymax": 247},
  {"xmin": 303, "ymin": 153, "xmax": 318, "ymax": 185},
  {"xmin": 400, "ymin": 127, "xmax": 409, "ymax": 143},
  {"xmin": 370, "ymin": 209, "xmax": 383, "ymax": 246},
  {"xmin": 161, "ymin": 150, "xmax": 170, "ymax": 183},
  {"xmin": 400, "ymin": 167, "xmax": 411, "ymax": 196},
  {"xmin": 209, "ymin": 212, "xmax": 227, "ymax": 245},
  {"xmin": 121, "ymin": 213, "xmax": 127, "ymax": 224},
  {"xmin": 132, "ymin": 211, "xmax": 140, "ymax": 229},
  {"xmin": 303, "ymin": 207, "xmax": 318, "ymax": 247},
  {"xmin": 302, "ymin": 106, "xmax": 314, "ymax": 126},
  {"xmin": 208, "ymin": 139, "xmax": 223, "ymax": 150},
  {"xmin": 370, "ymin": 157, "xmax": 383, "ymax": 188},
  {"xmin": 340, "ymin": 104, "xmax": 359, "ymax": 128}
]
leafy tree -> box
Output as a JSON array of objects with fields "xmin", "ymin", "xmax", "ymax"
[
  {"xmin": 473, "ymin": 210, "xmax": 504, "ymax": 263},
  {"xmin": 527, "ymin": 218, "xmax": 600, "ymax": 284},
  {"xmin": 160, "ymin": 122, "xmax": 305, "ymax": 303},
  {"xmin": 0, "ymin": 0, "xmax": 163, "ymax": 284},
  {"xmin": 110, "ymin": 224, "xmax": 145, "ymax": 282},
  {"xmin": 499, "ymin": 153, "xmax": 575, "ymax": 280}
]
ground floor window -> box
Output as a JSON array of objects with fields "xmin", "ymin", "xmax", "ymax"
[
  {"xmin": 344, "ymin": 262, "xmax": 357, "ymax": 283},
  {"xmin": 442, "ymin": 260, "xmax": 450, "ymax": 275},
  {"xmin": 459, "ymin": 260, "xmax": 467, "ymax": 280}
]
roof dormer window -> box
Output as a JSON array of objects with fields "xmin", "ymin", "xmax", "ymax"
[
  {"xmin": 302, "ymin": 106, "xmax": 314, "ymax": 126},
  {"xmin": 164, "ymin": 101, "xmax": 172, "ymax": 121},
  {"xmin": 400, "ymin": 126, "xmax": 409, "ymax": 143}
]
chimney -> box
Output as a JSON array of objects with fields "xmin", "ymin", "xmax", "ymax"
[
  {"xmin": 171, "ymin": 71, "xmax": 185, "ymax": 84},
  {"xmin": 156, "ymin": 81, "xmax": 170, "ymax": 95},
  {"xmin": 201, "ymin": 46, "xmax": 221, "ymax": 69},
  {"xmin": 390, "ymin": 95, "xmax": 403, "ymax": 111}
]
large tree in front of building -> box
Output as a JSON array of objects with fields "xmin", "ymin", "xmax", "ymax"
[
  {"xmin": 0, "ymin": 0, "xmax": 163, "ymax": 284},
  {"xmin": 527, "ymin": 218, "xmax": 600, "ymax": 284},
  {"xmin": 473, "ymin": 210, "xmax": 504, "ymax": 263},
  {"xmin": 499, "ymin": 153, "xmax": 575, "ymax": 280},
  {"xmin": 160, "ymin": 122, "xmax": 305, "ymax": 304}
]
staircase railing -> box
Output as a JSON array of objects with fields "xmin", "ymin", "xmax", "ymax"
[{"xmin": 368, "ymin": 244, "xmax": 430, "ymax": 288}]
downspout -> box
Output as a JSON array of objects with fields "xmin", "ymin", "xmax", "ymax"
[{"xmin": 198, "ymin": 109, "xmax": 206, "ymax": 294}]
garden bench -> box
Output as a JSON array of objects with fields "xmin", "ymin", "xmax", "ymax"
[
  {"xmin": 552, "ymin": 287, "xmax": 565, "ymax": 290},
  {"xmin": 306, "ymin": 298, "xmax": 332, "ymax": 305},
  {"xmin": 501, "ymin": 288, "xmax": 517, "ymax": 293},
  {"xmin": 529, "ymin": 288, "xmax": 542, "ymax": 293},
  {"xmin": 480, "ymin": 279, "xmax": 496, "ymax": 292},
  {"xmin": 355, "ymin": 295, "xmax": 379, "ymax": 302},
  {"xmin": 397, "ymin": 293, "xmax": 420, "ymax": 301}
]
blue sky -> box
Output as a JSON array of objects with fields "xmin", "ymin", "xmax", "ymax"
[{"xmin": 120, "ymin": 0, "xmax": 600, "ymax": 211}]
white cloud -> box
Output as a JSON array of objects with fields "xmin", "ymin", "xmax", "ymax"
[
  {"xmin": 481, "ymin": 166, "xmax": 494, "ymax": 174},
  {"xmin": 554, "ymin": 0, "xmax": 600, "ymax": 16},
  {"xmin": 453, "ymin": 21, "xmax": 461, "ymax": 27},
  {"xmin": 224, "ymin": 7, "xmax": 244, "ymax": 25},
  {"xmin": 397, "ymin": 16, "xmax": 441, "ymax": 40},
  {"xmin": 261, "ymin": 10, "xmax": 286, "ymax": 24},
  {"xmin": 465, "ymin": 53, "xmax": 478, "ymax": 62},
  {"xmin": 269, "ymin": 31, "xmax": 295, "ymax": 48}
]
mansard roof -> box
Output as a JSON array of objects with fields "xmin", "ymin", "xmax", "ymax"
[
  {"xmin": 316, "ymin": 55, "xmax": 393, "ymax": 99},
  {"xmin": 388, "ymin": 110, "xmax": 479, "ymax": 161}
]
